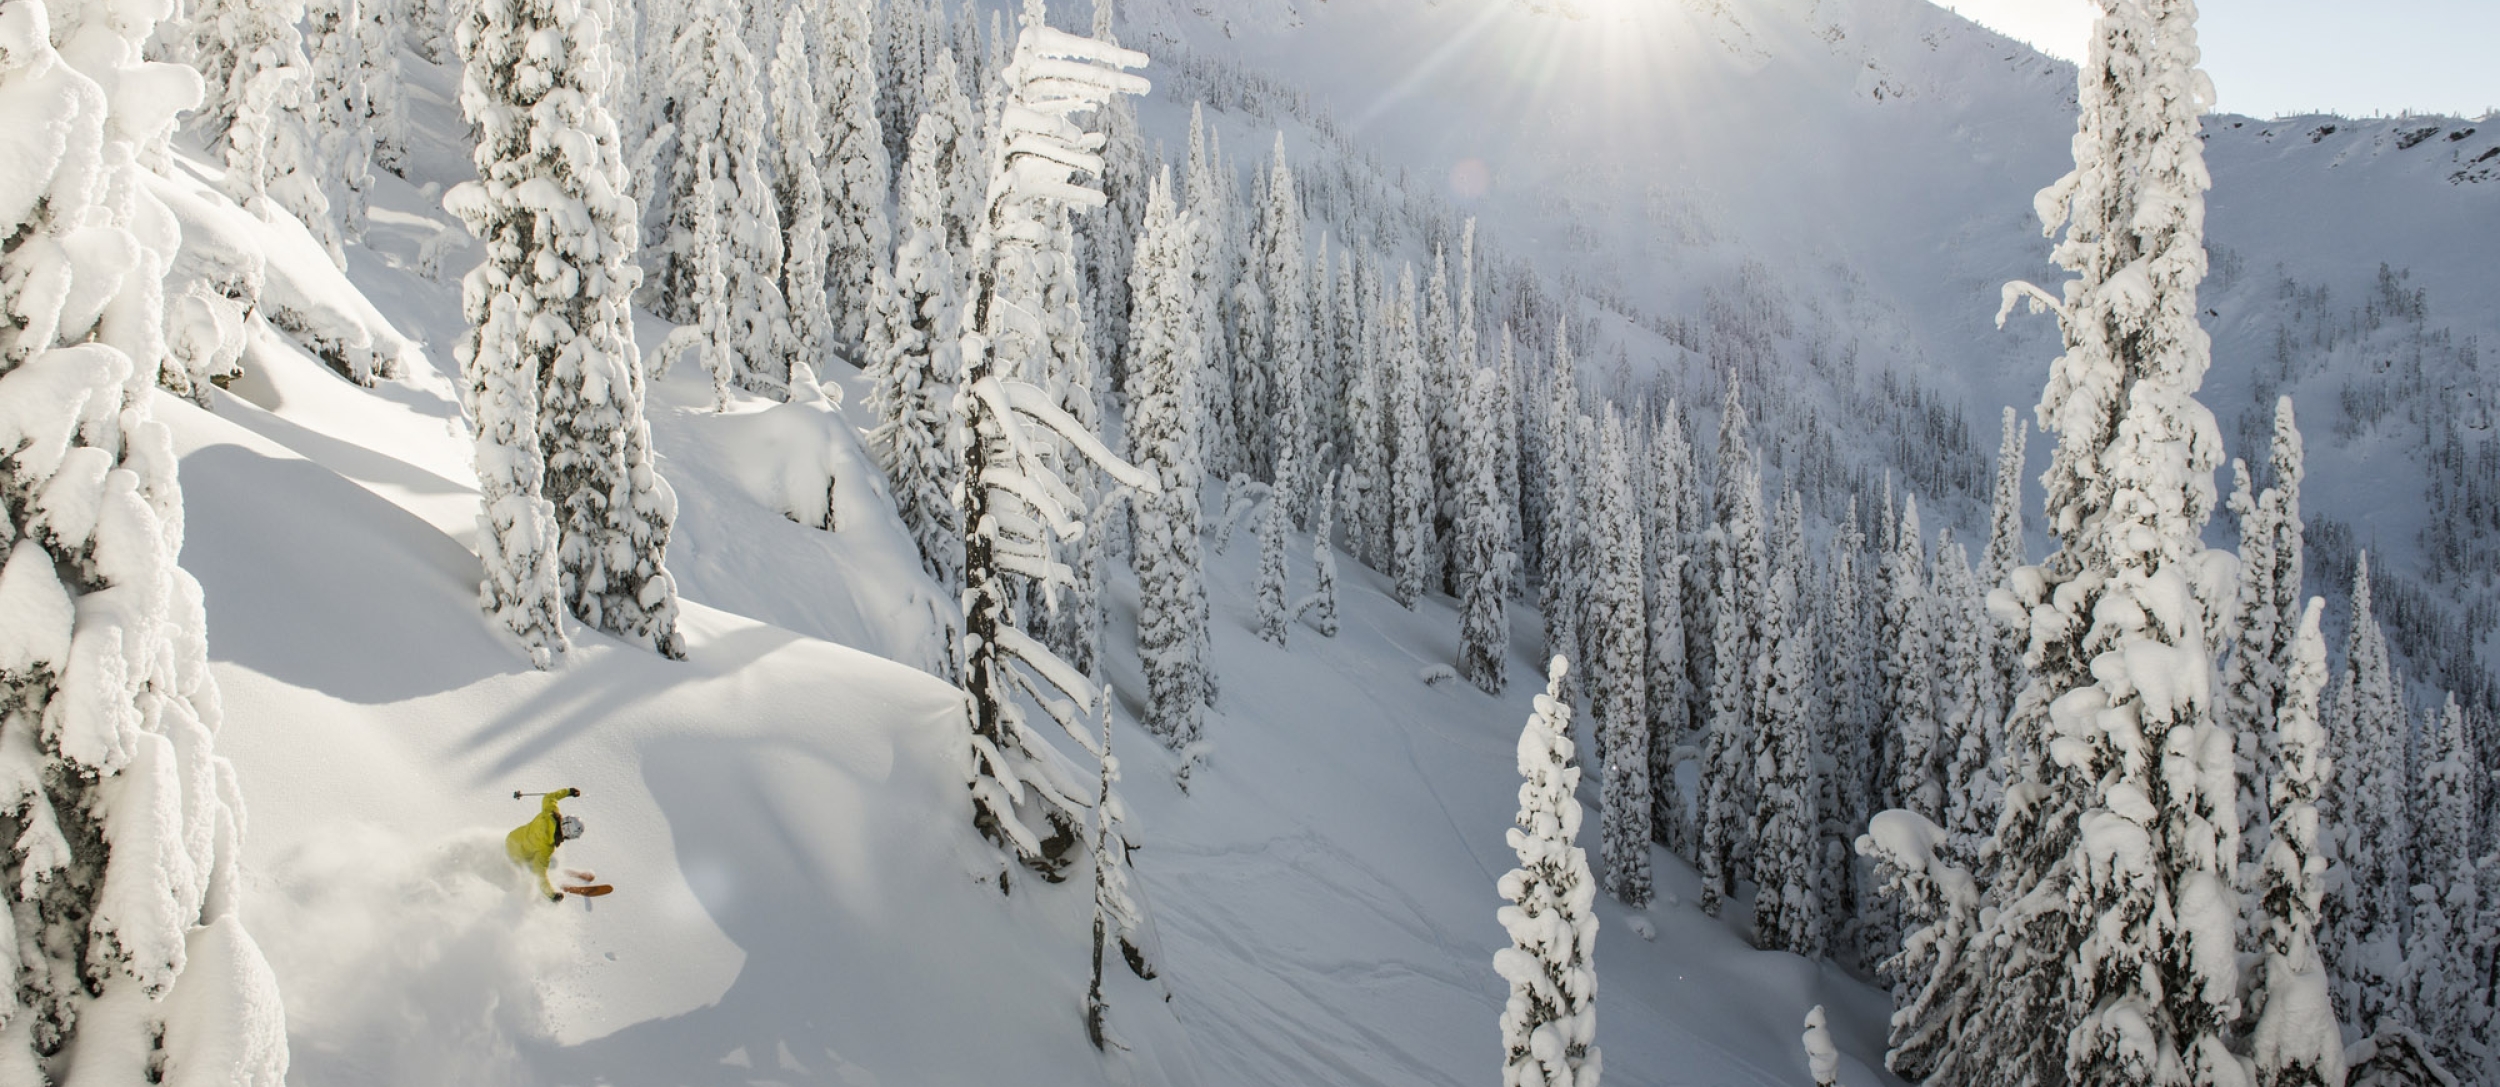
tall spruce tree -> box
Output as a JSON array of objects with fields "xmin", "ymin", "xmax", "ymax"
[
  {"xmin": 1751, "ymin": 490, "xmax": 1823, "ymax": 956},
  {"xmin": 818, "ymin": 0, "xmax": 889, "ymax": 358},
  {"xmin": 1256, "ymin": 489, "xmax": 1291, "ymax": 648},
  {"xmin": 951, "ymin": 4, "xmax": 1151, "ymax": 877},
  {"xmin": 865, "ymin": 111, "xmax": 964, "ymax": 591},
  {"xmin": 1592, "ymin": 409, "xmax": 1650, "ymax": 908},
  {"xmin": 1389, "ymin": 265, "xmax": 1432, "ymax": 608},
  {"xmin": 1644, "ymin": 405, "xmax": 1694, "ymax": 855},
  {"xmin": 1960, "ymin": 1, "xmax": 2247, "ymax": 1080},
  {"xmin": 1124, "ymin": 170, "xmax": 1210, "ymax": 753},
  {"xmin": 770, "ymin": 9, "xmax": 836, "ymax": 374},
  {"xmin": 1539, "ymin": 323, "xmax": 1581, "ymax": 689},
  {"xmin": 450, "ymin": 0, "xmax": 686, "ymax": 659},
  {"xmin": 1933, "ymin": 534, "xmax": 1998, "ymax": 858},
  {"xmin": 0, "ymin": 1, "xmax": 290, "ymax": 1076},
  {"xmin": 2325, "ymin": 552, "xmax": 2407, "ymax": 1037},
  {"xmin": 1496, "ymin": 659, "xmax": 1603, "ymax": 1087},
  {"xmin": 2252, "ymin": 599, "xmax": 2343, "ymax": 1087},
  {"xmin": 659, "ymin": 0, "xmax": 793, "ymax": 396},
  {"xmin": 1459, "ymin": 368, "xmax": 1515, "ymax": 696}
]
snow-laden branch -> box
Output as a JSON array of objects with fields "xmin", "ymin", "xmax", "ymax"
[
  {"xmin": 1995, "ymin": 280, "xmax": 2066, "ymax": 329},
  {"xmin": 997, "ymin": 378, "xmax": 1159, "ymax": 493}
]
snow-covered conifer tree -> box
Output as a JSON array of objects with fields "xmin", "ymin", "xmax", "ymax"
[
  {"xmin": 188, "ymin": 0, "xmax": 306, "ymax": 146},
  {"xmin": 770, "ymin": 10, "xmax": 836, "ymax": 374},
  {"xmin": 875, "ymin": 0, "xmax": 929, "ymax": 165},
  {"xmin": 2325, "ymin": 551, "xmax": 2407, "ymax": 1035},
  {"xmin": 1424, "ymin": 248, "xmax": 1461, "ymax": 592},
  {"xmin": 2226, "ymin": 397, "xmax": 2307, "ymax": 886},
  {"xmin": 1307, "ymin": 473, "xmax": 1341, "ymax": 638},
  {"xmin": 658, "ymin": 0, "xmax": 793, "ymax": 394},
  {"xmin": 2405, "ymin": 692, "xmax": 2479, "ymax": 1074},
  {"xmin": 1539, "ymin": 323, "xmax": 1581, "ymax": 680},
  {"xmin": 1125, "ymin": 170, "xmax": 1209, "ymax": 750},
  {"xmin": 1803, "ymin": 1006, "xmax": 1840, "ymax": 1087},
  {"xmin": 864, "ymin": 112, "xmax": 961, "ymax": 589},
  {"xmin": 1878, "ymin": 497, "xmax": 1937, "ymax": 820},
  {"xmin": 1183, "ymin": 105, "xmax": 1237, "ymax": 480},
  {"xmin": 952, "ymin": 9, "xmax": 1153, "ymax": 872},
  {"xmin": 1, "ymin": 2, "xmax": 289, "ymax": 1078},
  {"xmin": 1643, "ymin": 405, "xmax": 1692, "ymax": 854},
  {"xmin": 1389, "ymin": 265, "xmax": 1432, "ymax": 609},
  {"xmin": 1256, "ymin": 491, "xmax": 1290, "ymax": 648},
  {"xmin": 1857, "ymin": 808, "xmax": 1983, "ymax": 1085},
  {"xmin": 303, "ymin": 0, "xmax": 374, "ymax": 241},
  {"xmin": 818, "ymin": 0, "xmax": 890, "ymax": 357},
  {"xmin": 1697, "ymin": 381, "xmax": 1767, "ymax": 918},
  {"xmin": 203, "ymin": 2, "xmax": 344, "ymax": 268},
  {"xmin": 348, "ymin": 0, "xmax": 407, "ymax": 178},
  {"xmin": 1592, "ymin": 410, "xmax": 1650, "ymax": 908},
  {"xmin": 449, "ymin": 0, "xmax": 685, "ymax": 659},
  {"xmin": 1459, "ymin": 369, "xmax": 1514, "ymax": 696},
  {"xmin": 1963, "ymin": 0, "xmax": 2247, "ymax": 1078},
  {"xmin": 1822, "ymin": 502, "xmax": 1874, "ymax": 957},
  {"xmin": 1751, "ymin": 490, "xmax": 1822, "ymax": 956},
  {"xmin": 1259, "ymin": 135, "xmax": 1313, "ymax": 527},
  {"xmin": 1078, "ymin": 0, "xmax": 1145, "ymax": 391},
  {"xmin": 1346, "ymin": 253, "xmax": 1389, "ymax": 569},
  {"xmin": 1496, "ymin": 659, "xmax": 1602, "ymax": 1087},
  {"xmin": 2252, "ymin": 599, "xmax": 2342, "ymax": 1087},
  {"xmin": 1982, "ymin": 404, "xmax": 2029, "ymax": 716},
  {"xmin": 1932, "ymin": 534, "xmax": 1998, "ymax": 857}
]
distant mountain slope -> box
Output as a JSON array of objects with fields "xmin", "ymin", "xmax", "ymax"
[{"xmin": 1126, "ymin": 0, "xmax": 2500, "ymax": 702}]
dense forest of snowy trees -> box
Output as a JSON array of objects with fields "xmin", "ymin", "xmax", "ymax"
[{"xmin": 12, "ymin": 0, "xmax": 2497, "ymax": 1077}]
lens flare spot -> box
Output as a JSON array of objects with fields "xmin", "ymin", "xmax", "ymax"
[{"xmin": 1450, "ymin": 158, "xmax": 1492, "ymax": 200}]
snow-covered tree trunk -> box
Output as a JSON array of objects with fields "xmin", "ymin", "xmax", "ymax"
[
  {"xmin": 1497, "ymin": 658, "xmax": 1603, "ymax": 1087},
  {"xmin": 0, "ymin": 1, "xmax": 287, "ymax": 1078},
  {"xmin": 952, "ymin": 6, "xmax": 1151, "ymax": 875},
  {"xmin": 449, "ymin": 0, "xmax": 686, "ymax": 662},
  {"xmin": 1802, "ymin": 1006, "xmax": 1839, "ymax": 1087}
]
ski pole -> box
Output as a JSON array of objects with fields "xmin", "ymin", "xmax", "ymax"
[{"xmin": 513, "ymin": 789, "xmax": 582, "ymax": 799}]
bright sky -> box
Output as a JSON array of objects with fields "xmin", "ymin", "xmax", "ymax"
[{"xmin": 1941, "ymin": 0, "xmax": 2500, "ymax": 119}]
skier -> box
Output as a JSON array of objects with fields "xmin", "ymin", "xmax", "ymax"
[{"xmin": 507, "ymin": 788, "xmax": 608, "ymax": 900}]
